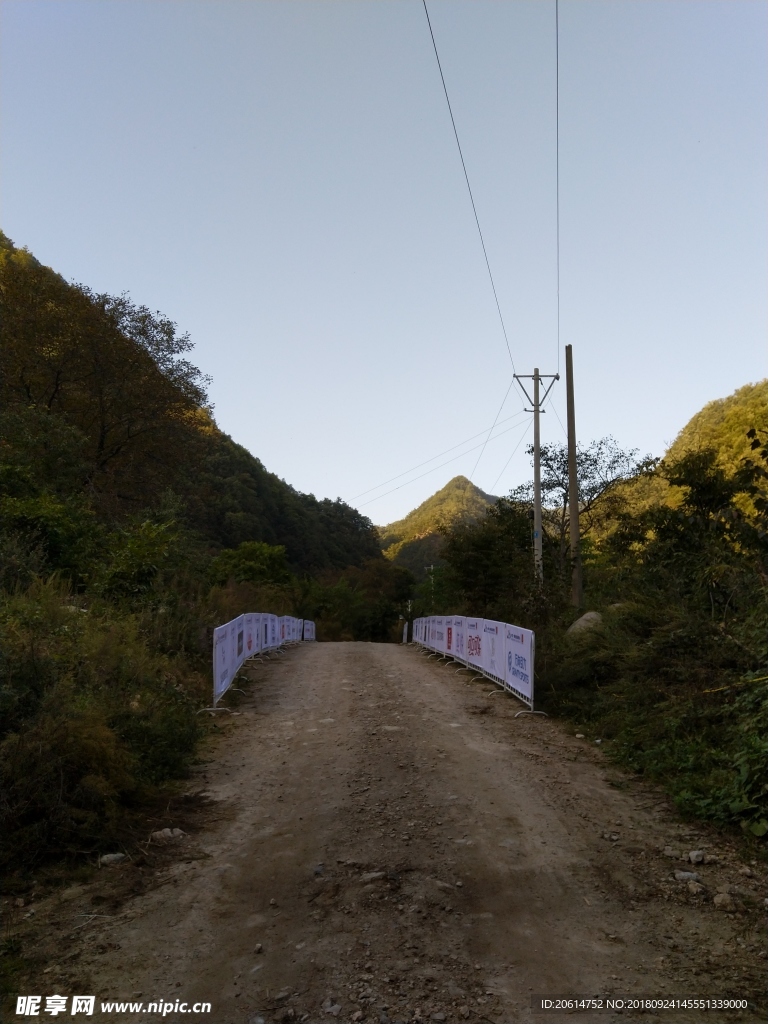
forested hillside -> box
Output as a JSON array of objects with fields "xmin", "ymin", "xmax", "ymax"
[
  {"xmin": 378, "ymin": 475, "xmax": 495, "ymax": 576},
  {"xmin": 0, "ymin": 232, "xmax": 379, "ymax": 572},
  {"xmin": 668, "ymin": 380, "xmax": 768, "ymax": 472},
  {"xmin": 0, "ymin": 234, "xmax": 410, "ymax": 873}
]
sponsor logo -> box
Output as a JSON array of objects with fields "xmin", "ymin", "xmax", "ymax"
[{"xmin": 507, "ymin": 650, "xmax": 529, "ymax": 683}]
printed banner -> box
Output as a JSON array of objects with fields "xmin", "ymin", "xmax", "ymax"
[
  {"xmin": 465, "ymin": 617, "xmax": 483, "ymax": 669},
  {"xmin": 504, "ymin": 623, "xmax": 534, "ymax": 704},
  {"xmin": 444, "ymin": 616, "xmax": 454, "ymax": 656},
  {"xmin": 244, "ymin": 613, "xmax": 259, "ymax": 659},
  {"xmin": 482, "ymin": 619, "xmax": 505, "ymax": 680},
  {"xmin": 433, "ymin": 616, "xmax": 445, "ymax": 654},
  {"xmin": 452, "ymin": 615, "xmax": 466, "ymax": 663},
  {"xmin": 234, "ymin": 614, "xmax": 245, "ymax": 672},
  {"xmin": 213, "ymin": 622, "xmax": 232, "ymax": 703}
]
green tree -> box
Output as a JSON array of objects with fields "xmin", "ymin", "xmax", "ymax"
[{"xmin": 209, "ymin": 541, "xmax": 293, "ymax": 587}]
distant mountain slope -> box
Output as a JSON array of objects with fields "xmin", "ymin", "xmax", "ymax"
[
  {"xmin": 378, "ymin": 476, "xmax": 496, "ymax": 576},
  {"xmin": 606, "ymin": 379, "xmax": 768, "ymax": 528},
  {"xmin": 667, "ymin": 380, "xmax": 768, "ymax": 472}
]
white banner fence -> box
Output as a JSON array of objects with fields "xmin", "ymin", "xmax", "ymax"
[
  {"xmin": 411, "ymin": 614, "xmax": 536, "ymax": 711},
  {"xmin": 211, "ymin": 614, "xmax": 316, "ymax": 707}
]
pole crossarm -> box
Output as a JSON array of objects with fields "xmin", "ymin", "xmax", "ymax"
[{"xmin": 514, "ymin": 373, "xmax": 559, "ymax": 411}]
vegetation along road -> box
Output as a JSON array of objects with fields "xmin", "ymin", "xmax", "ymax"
[{"xmin": 21, "ymin": 644, "xmax": 767, "ymax": 1023}]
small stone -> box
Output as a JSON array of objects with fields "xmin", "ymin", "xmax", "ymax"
[
  {"xmin": 595, "ymin": 739, "xmax": 602, "ymax": 745},
  {"xmin": 360, "ymin": 871, "xmax": 386, "ymax": 883},
  {"xmin": 738, "ymin": 866, "xmax": 754, "ymax": 877},
  {"xmin": 474, "ymin": 964, "xmax": 481, "ymax": 970},
  {"xmin": 687, "ymin": 881, "xmax": 705, "ymax": 895},
  {"xmin": 352, "ymin": 1013, "xmax": 363, "ymax": 1022},
  {"xmin": 431, "ymin": 1015, "xmax": 446, "ymax": 1021},
  {"xmin": 575, "ymin": 733, "xmax": 585, "ymax": 739},
  {"xmin": 703, "ymin": 853, "xmax": 720, "ymax": 864},
  {"xmin": 151, "ymin": 827, "xmax": 176, "ymax": 844},
  {"xmin": 713, "ymin": 892, "xmax": 733, "ymax": 910},
  {"xmin": 460, "ymin": 1008, "xmax": 470, "ymax": 1020},
  {"xmin": 270, "ymin": 898, "xmax": 277, "ymax": 905},
  {"xmin": 275, "ymin": 990, "xmax": 290, "ymax": 1003},
  {"xmin": 688, "ymin": 850, "xmax": 704, "ymax": 864},
  {"xmin": 327, "ymin": 1005, "xmax": 341, "ymax": 1017},
  {"xmin": 100, "ymin": 853, "xmax": 126, "ymax": 865},
  {"xmin": 254, "ymin": 943, "xmax": 263, "ymax": 954},
  {"xmin": 674, "ymin": 871, "xmax": 700, "ymax": 881},
  {"xmin": 663, "ymin": 847, "xmax": 681, "ymax": 859}
]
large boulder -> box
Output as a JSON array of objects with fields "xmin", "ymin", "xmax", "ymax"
[{"xmin": 566, "ymin": 610, "xmax": 603, "ymax": 635}]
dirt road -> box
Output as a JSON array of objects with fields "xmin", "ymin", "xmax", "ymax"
[{"xmin": 23, "ymin": 643, "xmax": 766, "ymax": 1023}]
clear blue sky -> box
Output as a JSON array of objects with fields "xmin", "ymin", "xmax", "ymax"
[{"xmin": 2, "ymin": 0, "xmax": 766, "ymax": 524}]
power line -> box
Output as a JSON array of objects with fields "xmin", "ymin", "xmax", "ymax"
[
  {"xmin": 358, "ymin": 416, "xmax": 531, "ymax": 509},
  {"xmin": 555, "ymin": 0, "xmax": 561, "ymax": 375},
  {"xmin": 469, "ymin": 377, "xmax": 514, "ymax": 481},
  {"xmin": 422, "ymin": 0, "xmax": 516, "ymax": 373},
  {"xmin": 490, "ymin": 419, "xmax": 533, "ymax": 493},
  {"xmin": 351, "ymin": 408, "xmax": 529, "ymax": 501},
  {"xmin": 551, "ymin": 401, "xmax": 568, "ymax": 441}
]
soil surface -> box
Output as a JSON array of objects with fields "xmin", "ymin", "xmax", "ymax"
[{"xmin": 12, "ymin": 643, "xmax": 767, "ymax": 1023}]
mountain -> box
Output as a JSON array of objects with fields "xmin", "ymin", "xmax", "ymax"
[
  {"xmin": 378, "ymin": 476, "xmax": 496, "ymax": 577},
  {"xmin": 612, "ymin": 379, "xmax": 768, "ymax": 523},
  {"xmin": 0, "ymin": 231, "xmax": 381, "ymax": 574},
  {"xmin": 667, "ymin": 379, "xmax": 768, "ymax": 472}
]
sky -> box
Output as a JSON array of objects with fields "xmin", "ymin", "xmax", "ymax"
[{"xmin": 2, "ymin": 0, "xmax": 766, "ymax": 525}]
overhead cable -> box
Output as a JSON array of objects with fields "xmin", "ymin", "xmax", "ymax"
[
  {"xmin": 490, "ymin": 420, "xmax": 534, "ymax": 493},
  {"xmin": 422, "ymin": 0, "xmax": 517, "ymax": 373},
  {"xmin": 357, "ymin": 416, "xmax": 531, "ymax": 509},
  {"xmin": 469, "ymin": 377, "xmax": 514, "ymax": 482},
  {"xmin": 351, "ymin": 407, "xmax": 529, "ymax": 501},
  {"xmin": 555, "ymin": 0, "xmax": 561, "ymax": 374}
]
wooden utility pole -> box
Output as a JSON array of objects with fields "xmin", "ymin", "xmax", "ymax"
[
  {"xmin": 514, "ymin": 368, "xmax": 559, "ymax": 583},
  {"xmin": 565, "ymin": 344, "xmax": 582, "ymax": 606}
]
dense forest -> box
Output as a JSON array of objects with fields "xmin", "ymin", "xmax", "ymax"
[
  {"xmin": 0, "ymin": 234, "xmax": 412, "ymax": 871},
  {"xmin": 419, "ymin": 382, "xmax": 768, "ymax": 842}
]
